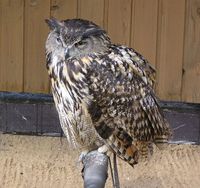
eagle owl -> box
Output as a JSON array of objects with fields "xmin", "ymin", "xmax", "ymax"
[{"xmin": 45, "ymin": 18, "xmax": 171, "ymax": 166}]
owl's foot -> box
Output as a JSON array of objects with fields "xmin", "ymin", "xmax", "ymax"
[
  {"xmin": 79, "ymin": 145, "xmax": 110, "ymax": 163},
  {"xmin": 79, "ymin": 150, "xmax": 89, "ymax": 162},
  {"xmin": 98, "ymin": 144, "xmax": 109, "ymax": 153},
  {"xmin": 98, "ymin": 144, "xmax": 112, "ymax": 157}
]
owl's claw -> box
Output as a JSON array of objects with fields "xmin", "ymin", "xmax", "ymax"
[
  {"xmin": 79, "ymin": 150, "xmax": 89, "ymax": 163},
  {"xmin": 79, "ymin": 145, "xmax": 109, "ymax": 163}
]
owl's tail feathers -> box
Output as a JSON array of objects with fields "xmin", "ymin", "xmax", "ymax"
[
  {"xmin": 106, "ymin": 135, "xmax": 139, "ymax": 167},
  {"xmin": 154, "ymin": 118, "xmax": 172, "ymax": 149},
  {"xmin": 136, "ymin": 141, "xmax": 153, "ymax": 162},
  {"xmin": 154, "ymin": 134, "xmax": 171, "ymax": 150},
  {"xmin": 123, "ymin": 144, "xmax": 139, "ymax": 166},
  {"xmin": 137, "ymin": 131, "xmax": 171, "ymax": 162}
]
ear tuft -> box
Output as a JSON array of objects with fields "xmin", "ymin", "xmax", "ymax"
[{"xmin": 45, "ymin": 17, "xmax": 63, "ymax": 31}]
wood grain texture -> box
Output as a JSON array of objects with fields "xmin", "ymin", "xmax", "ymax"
[
  {"xmin": 182, "ymin": 0, "xmax": 200, "ymax": 103},
  {"xmin": 107, "ymin": 0, "xmax": 132, "ymax": 46},
  {"xmin": 0, "ymin": 0, "xmax": 24, "ymax": 92},
  {"xmin": 51, "ymin": 0, "xmax": 77, "ymax": 20},
  {"xmin": 0, "ymin": 0, "xmax": 200, "ymax": 103},
  {"xmin": 24, "ymin": 0, "xmax": 50, "ymax": 93},
  {"xmin": 78, "ymin": 0, "xmax": 105, "ymax": 27},
  {"xmin": 156, "ymin": 0, "xmax": 185, "ymax": 101},
  {"xmin": 131, "ymin": 0, "xmax": 158, "ymax": 67}
]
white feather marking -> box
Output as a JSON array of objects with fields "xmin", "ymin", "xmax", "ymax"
[{"xmin": 52, "ymin": 55, "xmax": 58, "ymax": 67}]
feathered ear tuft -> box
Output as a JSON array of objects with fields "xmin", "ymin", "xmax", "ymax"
[
  {"xmin": 82, "ymin": 28, "xmax": 106, "ymax": 39},
  {"xmin": 45, "ymin": 17, "xmax": 63, "ymax": 31}
]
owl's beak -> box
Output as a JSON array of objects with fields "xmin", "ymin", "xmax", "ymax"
[{"xmin": 65, "ymin": 48, "xmax": 70, "ymax": 59}]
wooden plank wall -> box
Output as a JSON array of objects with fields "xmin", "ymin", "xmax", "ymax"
[{"xmin": 0, "ymin": 0, "xmax": 200, "ymax": 103}]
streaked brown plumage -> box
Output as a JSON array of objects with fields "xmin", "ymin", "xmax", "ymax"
[{"xmin": 45, "ymin": 18, "xmax": 171, "ymax": 166}]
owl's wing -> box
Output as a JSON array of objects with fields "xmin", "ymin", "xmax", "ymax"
[
  {"xmin": 81, "ymin": 46, "xmax": 170, "ymax": 165},
  {"xmin": 119, "ymin": 45, "xmax": 156, "ymax": 88},
  {"xmin": 84, "ymin": 45, "xmax": 170, "ymax": 141}
]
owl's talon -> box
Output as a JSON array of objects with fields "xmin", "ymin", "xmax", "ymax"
[{"xmin": 79, "ymin": 151, "xmax": 89, "ymax": 163}]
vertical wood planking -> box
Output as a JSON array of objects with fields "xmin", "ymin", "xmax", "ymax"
[
  {"xmin": 107, "ymin": 0, "xmax": 132, "ymax": 46},
  {"xmin": 156, "ymin": 0, "xmax": 185, "ymax": 100},
  {"xmin": 131, "ymin": 0, "xmax": 158, "ymax": 67},
  {"xmin": 182, "ymin": 0, "xmax": 200, "ymax": 103},
  {"xmin": 24, "ymin": 0, "xmax": 50, "ymax": 93},
  {"xmin": 0, "ymin": 0, "xmax": 200, "ymax": 103},
  {"xmin": 77, "ymin": 0, "xmax": 105, "ymax": 27},
  {"xmin": 51, "ymin": 0, "xmax": 78, "ymax": 20},
  {"xmin": 0, "ymin": 0, "xmax": 24, "ymax": 92}
]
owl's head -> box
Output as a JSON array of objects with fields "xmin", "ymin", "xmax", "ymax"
[{"xmin": 45, "ymin": 18, "xmax": 111, "ymax": 60}]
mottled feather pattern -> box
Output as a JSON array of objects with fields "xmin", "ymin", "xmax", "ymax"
[
  {"xmin": 86, "ymin": 46, "xmax": 169, "ymax": 139},
  {"xmin": 49, "ymin": 58, "xmax": 102, "ymax": 150},
  {"xmin": 45, "ymin": 18, "xmax": 171, "ymax": 166}
]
